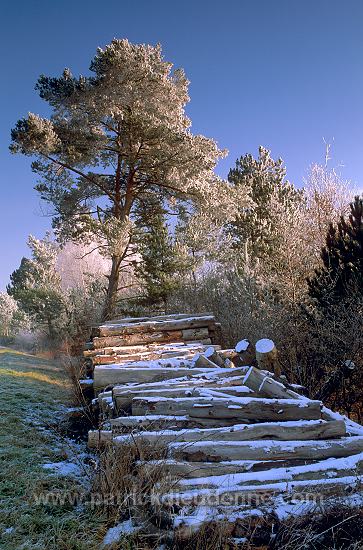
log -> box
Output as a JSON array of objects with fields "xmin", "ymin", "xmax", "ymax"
[
  {"xmin": 114, "ymin": 386, "xmax": 210, "ymax": 413},
  {"xmin": 115, "ymin": 386, "xmax": 255, "ymax": 413},
  {"xmin": 92, "ymin": 348, "xmax": 199, "ymax": 366},
  {"xmin": 259, "ymin": 376, "xmax": 302, "ymax": 400},
  {"xmin": 200, "ymin": 366, "xmax": 250, "ymax": 380},
  {"xmin": 182, "ymin": 328, "xmax": 210, "ymax": 340},
  {"xmin": 111, "ymin": 368, "xmax": 249, "ymax": 397},
  {"xmin": 93, "ymin": 365, "xmax": 212, "ymax": 390},
  {"xmin": 192, "ymin": 354, "xmax": 220, "ymax": 369},
  {"xmin": 217, "ymin": 349, "xmax": 239, "ymax": 360},
  {"xmin": 100, "ymin": 312, "xmax": 214, "ymax": 326},
  {"xmin": 138, "ymin": 457, "xmax": 319, "ymax": 478},
  {"xmin": 255, "ymin": 339, "xmax": 281, "ymax": 377},
  {"xmin": 197, "ymin": 386, "xmax": 256, "ymax": 398},
  {"xmin": 204, "ymin": 346, "xmax": 225, "ymax": 368},
  {"xmin": 176, "ymin": 451, "xmax": 363, "ymax": 490},
  {"xmin": 92, "ymin": 327, "xmax": 212, "ymax": 349},
  {"xmin": 131, "ymin": 396, "xmax": 322, "ymax": 421},
  {"xmin": 95, "ymin": 316, "xmax": 216, "ymax": 337},
  {"xmin": 124, "ymin": 419, "xmax": 345, "ymax": 446},
  {"xmin": 243, "ymin": 366, "xmax": 302, "ymax": 400},
  {"xmin": 244, "ymin": 367, "xmax": 363, "ymax": 438},
  {"xmin": 103, "ymin": 342, "xmax": 213, "ymax": 355},
  {"xmin": 92, "ymin": 331, "xmax": 184, "ymax": 349},
  {"xmin": 83, "ymin": 349, "xmax": 103, "ymax": 358},
  {"xmin": 235, "ymin": 339, "xmax": 256, "ymax": 366},
  {"xmin": 112, "ymin": 377, "xmax": 242, "ymax": 397},
  {"xmin": 184, "ymin": 338, "xmax": 212, "ymax": 346},
  {"xmin": 161, "ymin": 473, "xmax": 363, "ymax": 508},
  {"xmin": 169, "ymin": 435, "xmax": 363, "ymax": 463}
]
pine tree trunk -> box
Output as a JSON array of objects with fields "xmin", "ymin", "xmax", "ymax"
[{"xmin": 102, "ymin": 255, "xmax": 122, "ymax": 321}]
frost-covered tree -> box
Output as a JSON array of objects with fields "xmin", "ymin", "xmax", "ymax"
[
  {"xmin": 56, "ymin": 241, "xmax": 111, "ymax": 291},
  {"xmin": 0, "ymin": 292, "xmax": 27, "ymax": 338},
  {"xmin": 303, "ymin": 164, "xmax": 353, "ymax": 262},
  {"xmin": 174, "ymin": 175, "xmax": 246, "ymax": 281},
  {"xmin": 7, "ymin": 235, "xmax": 65, "ymax": 341},
  {"xmin": 10, "ymin": 39, "xmax": 228, "ymax": 319},
  {"xmin": 227, "ymin": 146, "xmax": 303, "ymax": 264}
]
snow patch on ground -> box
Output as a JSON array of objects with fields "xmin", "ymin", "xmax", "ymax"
[
  {"xmin": 101, "ymin": 519, "xmax": 137, "ymax": 547},
  {"xmin": 43, "ymin": 460, "xmax": 82, "ymax": 477}
]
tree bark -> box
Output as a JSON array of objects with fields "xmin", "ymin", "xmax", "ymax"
[{"xmin": 102, "ymin": 254, "xmax": 122, "ymax": 321}]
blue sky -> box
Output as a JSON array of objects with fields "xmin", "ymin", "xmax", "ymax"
[{"xmin": 1, "ymin": 0, "xmax": 363, "ymax": 289}]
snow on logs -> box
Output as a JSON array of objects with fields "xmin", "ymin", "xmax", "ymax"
[
  {"xmin": 92, "ymin": 328, "xmax": 211, "ymax": 349},
  {"xmin": 176, "ymin": 452, "xmax": 363, "ymax": 490},
  {"xmin": 168, "ymin": 436, "xmax": 363, "ymax": 463},
  {"xmin": 85, "ymin": 313, "xmax": 222, "ymax": 369},
  {"xmin": 110, "ymin": 419, "xmax": 345, "ymax": 447},
  {"xmin": 131, "ymin": 395, "xmax": 323, "ymax": 421},
  {"xmin": 83, "ymin": 314, "xmax": 363, "ymax": 525},
  {"xmin": 255, "ymin": 338, "xmax": 281, "ymax": 376},
  {"xmin": 93, "ymin": 363, "xmax": 213, "ymax": 390},
  {"xmin": 91, "ymin": 314, "xmax": 217, "ymax": 337}
]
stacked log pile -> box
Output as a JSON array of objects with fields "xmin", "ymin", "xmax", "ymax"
[
  {"xmin": 83, "ymin": 314, "xmax": 363, "ymax": 539},
  {"xmin": 82, "ymin": 313, "xmax": 222, "ymax": 389}
]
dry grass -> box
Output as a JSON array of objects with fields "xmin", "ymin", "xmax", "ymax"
[
  {"xmin": 92, "ymin": 439, "xmax": 174, "ymax": 528},
  {"xmin": 170, "ymin": 503, "xmax": 363, "ymax": 550}
]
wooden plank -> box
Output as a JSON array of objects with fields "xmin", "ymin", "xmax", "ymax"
[
  {"xmin": 131, "ymin": 396, "xmax": 322, "ymax": 421},
  {"xmin": 169, "ymin": 435, "xmax": 363, "ymax": 462}
]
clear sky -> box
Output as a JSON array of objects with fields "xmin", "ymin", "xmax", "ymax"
[{"xmin": 1, "ymin": 0, "xmax": 363, "ymax": 289}]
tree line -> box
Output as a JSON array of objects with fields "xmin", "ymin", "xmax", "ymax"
[{"xmin": 1, "ymin": 39, "xmax": 362, "ymax": 416}]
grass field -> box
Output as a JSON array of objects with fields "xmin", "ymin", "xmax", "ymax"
[{"xmin": 0, "ymin": 348, "xmax": 107, "ymax": 550}]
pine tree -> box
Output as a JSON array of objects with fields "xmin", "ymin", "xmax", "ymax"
[
  {"xmin": 10, "ymin": 39, "xmax": 226, "ymax": 320},
  {"xmin": 134, "ymin": 200, "xmax": 180, "ymax": 312},
  {"xmin": 227, "ymin": 146, "xmax": 303, "ymax": 264},
  {"xmin": 308, "ymin": 195, "xmax": 363, "ymax": 308}
]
